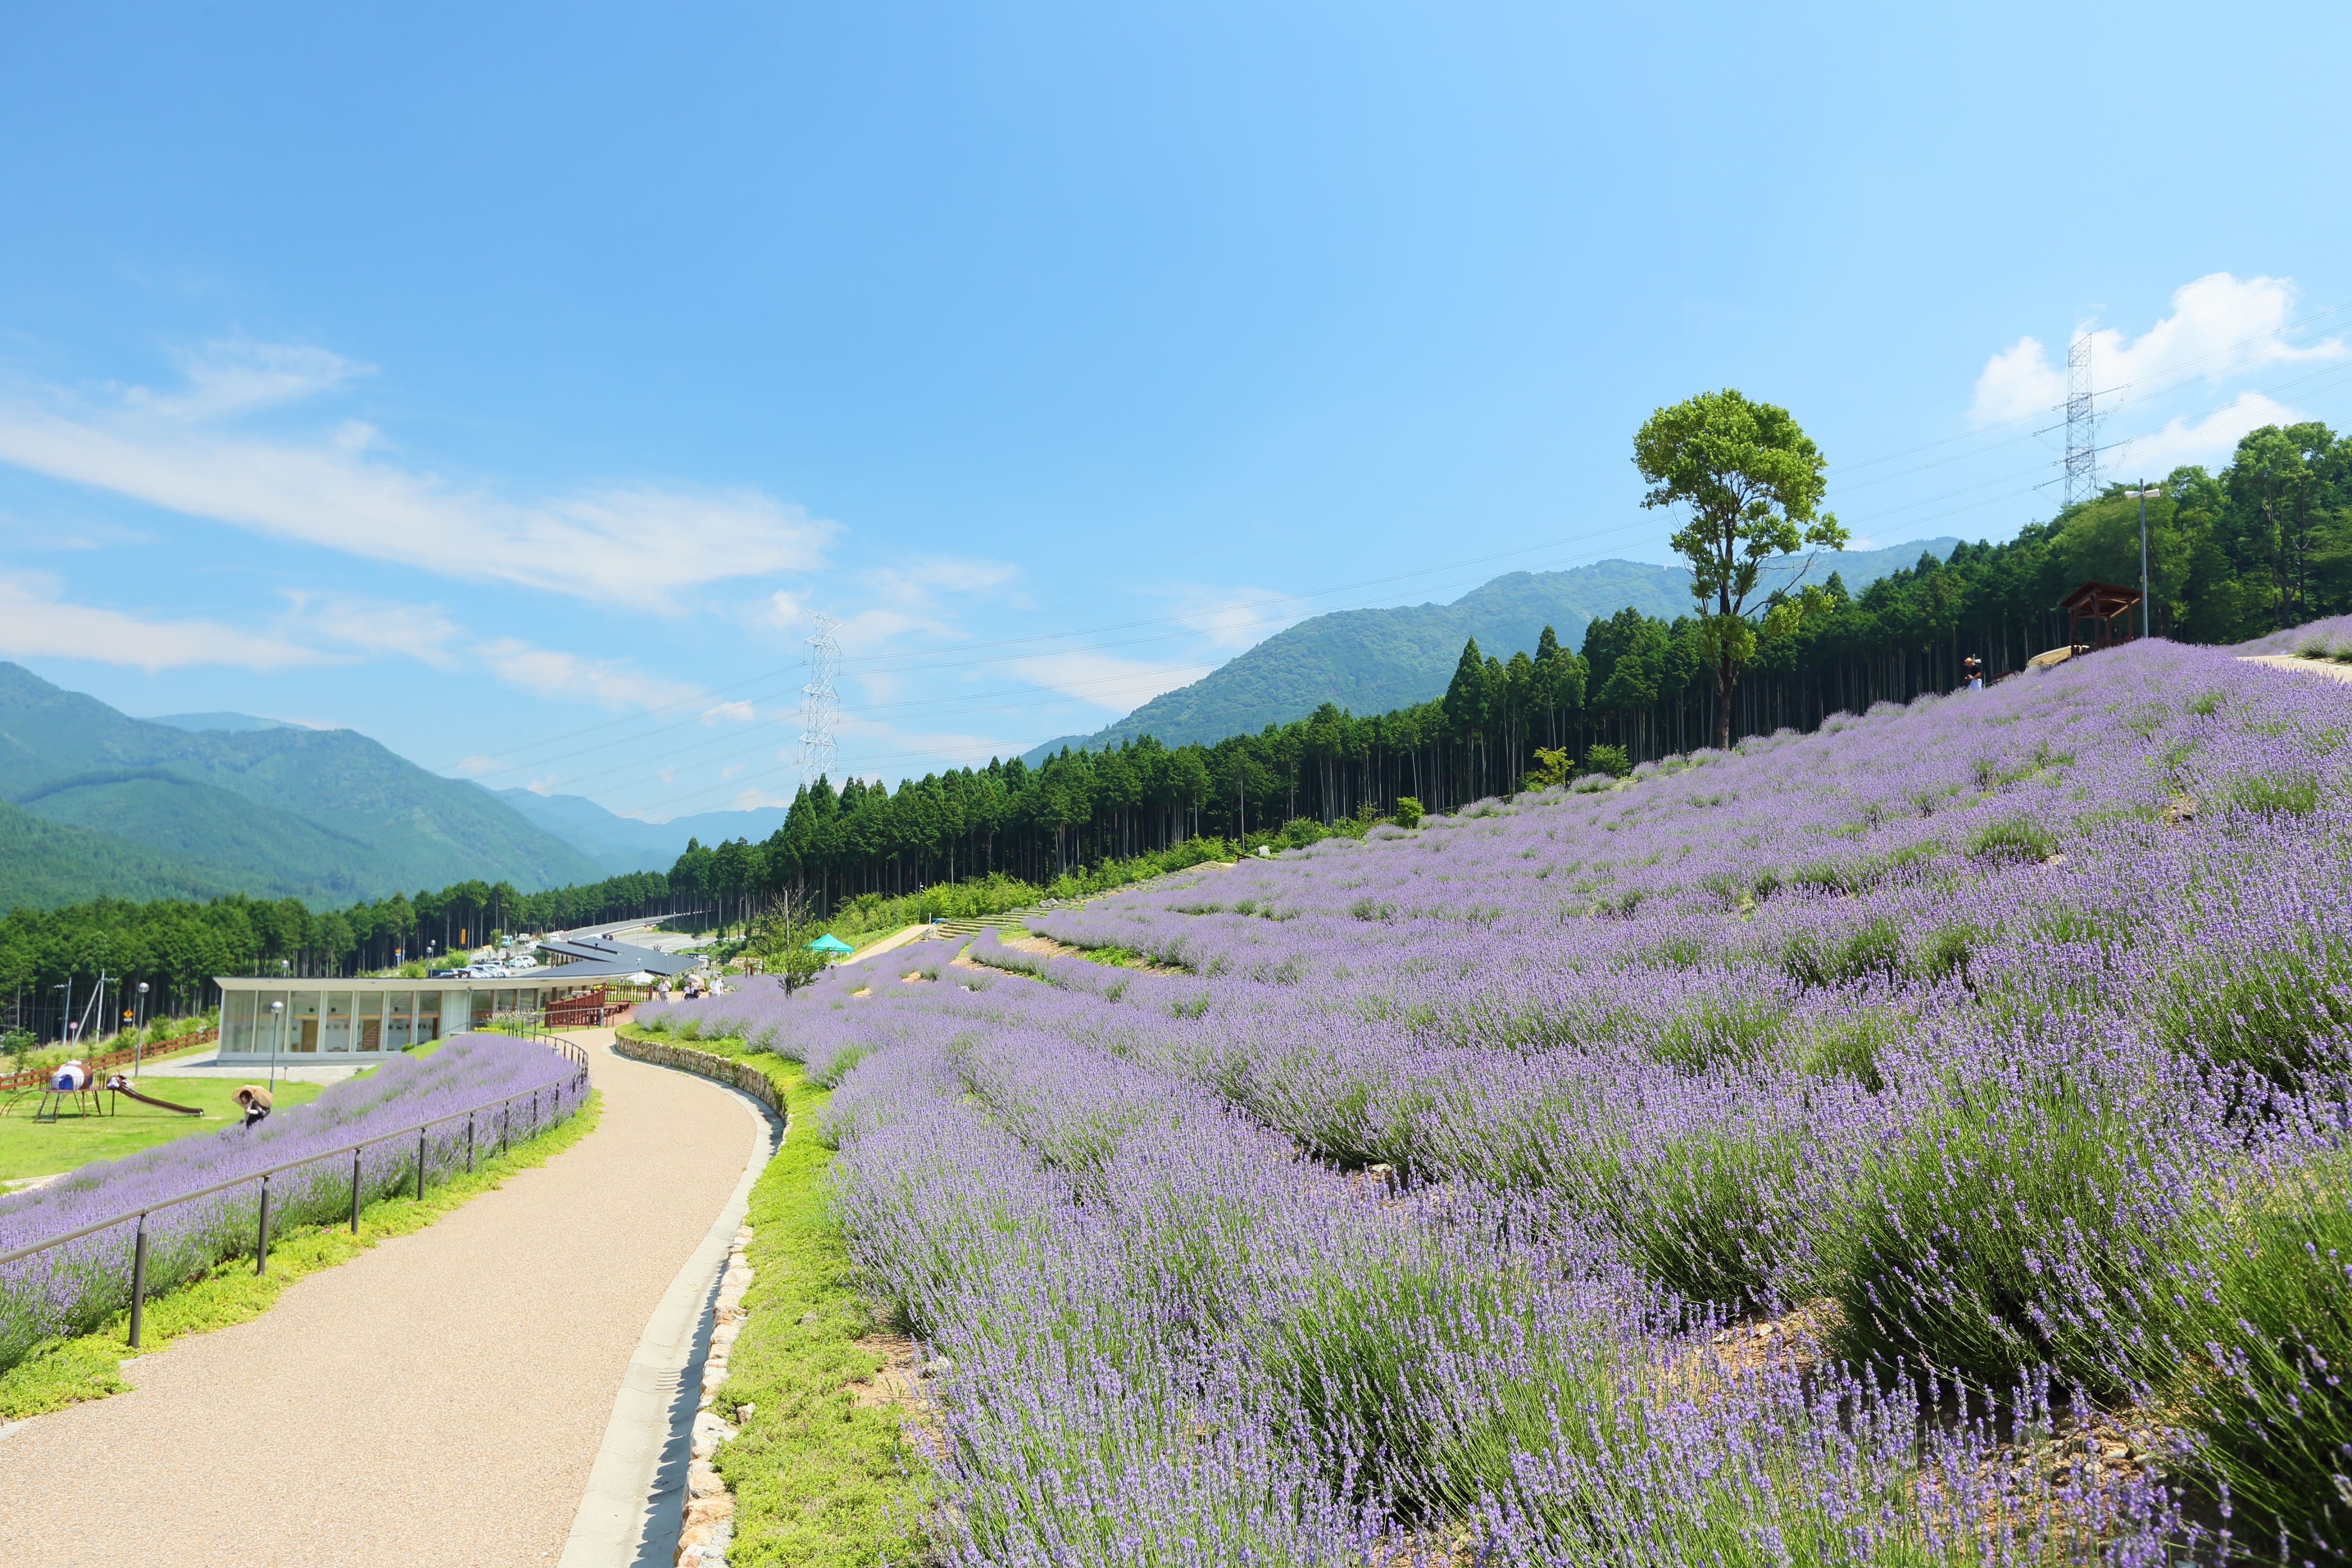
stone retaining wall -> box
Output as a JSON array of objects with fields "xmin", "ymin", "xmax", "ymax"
[{"xmin": 611, "ymin": 1038, "xmax": 783, "ymax": 1119}]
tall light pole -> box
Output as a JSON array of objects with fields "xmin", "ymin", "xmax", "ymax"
[
  {"xmin": 2124, "ymin": 481, "xmax": 2162, "ymax": 640},
  {"xmin": 270, "ymin": 1000, "xmax": 285, "ymax": 1093},
  {"xmin": 134, "ymin": 981, "xmax": 149, "ymax": 1077}
]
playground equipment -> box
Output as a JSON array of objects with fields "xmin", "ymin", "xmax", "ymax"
[
  {"xmin": 3, "ymin": 1060, "xmax": 209, "ymax": 1120},
  {"xmin": 34, "ymin": 1059, "xmax": 100, "ymax": 1121},
  {"xmin": 104, "ymin": 1073, "xmax": 203, "ymax": 1116}
]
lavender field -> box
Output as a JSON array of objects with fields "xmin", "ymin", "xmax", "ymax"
[
  {"xmin": 645, "ymin": 634, "xmax": 2352, "ymax": 1565},
  {"xmin": 0, "ymin": 1034, "xmax": 587, "ymax": 1369}
]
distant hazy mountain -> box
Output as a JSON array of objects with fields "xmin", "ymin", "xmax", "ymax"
[
  {"xmin": 487, "ymin": 786, "xmax": 789, "ymax": 873},
  {"xmin": 142, "ymin": 712, "xmax": 299, "ymax": 733},
  {"xmin": 1024, "ymin": 542, "xmax": 1958, "ymax": 762},
  {"xmin": 0, "ymin": 663, "xmax": 606, "ymax": 912}
]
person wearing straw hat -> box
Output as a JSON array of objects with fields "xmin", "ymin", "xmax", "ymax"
[{"xmin": 234, "ymin": 1085, "xmax": 272, "ymax": 1128}]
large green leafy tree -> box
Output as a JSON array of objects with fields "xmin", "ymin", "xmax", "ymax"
[{"xmin": 1634, "ymin": 390, "xmax": 1846, "ymax": 749}]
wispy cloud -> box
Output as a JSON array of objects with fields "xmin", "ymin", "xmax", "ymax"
[
  {"xmin": 0, "ymin": 341, "xmax": 839, "ymax": 609},
  {"xmin": 1001, "ymin": 650, "xmax": 1215, "ymax": 711},
  {"xmin": 476, "ymin": 635, "xmax": 703, "ymax": 712},
  {"xmin": 1158, "ymin": 583, "xmax": 1305, "ymax": 653},
  {"xmin": 0, "ymin": 569, "xmax": 326, "ymax": 672}
]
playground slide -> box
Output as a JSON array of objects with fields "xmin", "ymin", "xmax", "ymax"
[{"xmin": 103, "ymin": 1076, "xmax": 204, "ymax": 1116}]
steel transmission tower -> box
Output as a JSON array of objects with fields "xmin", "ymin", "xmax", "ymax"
[
  {"xmin": 796, "ymin": 612, "xmax": 840, "ymax": 790},
  {"xmin": 2063, "ymin": 331, "xmax": 2098, "ymax": 508}
]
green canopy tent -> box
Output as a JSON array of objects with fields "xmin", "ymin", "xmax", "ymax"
[{"xmin": 806, "ymin": 933, "xmax": 855, "ymax": 957}]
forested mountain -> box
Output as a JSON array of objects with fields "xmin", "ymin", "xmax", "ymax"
[
  {"xmin": 485, "ymin": 785, "xmax": 788, "ymax": 875},
  {"xmin": 744, "ymin": 424, "xmax": 2352, "ymax": 908},
  {"xmin": 0, "ymin": 665, "xmax": 605, "ymax": 912},
  {"xmin": 1023, "ymin": 540, "xmax": 1960, "ymax": 761},
  {"xmin": 13, "ymin": 420, "xmax": 2347, "ymax": 1002}
]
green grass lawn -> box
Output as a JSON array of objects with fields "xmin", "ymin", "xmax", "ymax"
[{"xmin": 0, "ymin": 1075, "xmax": 329, "ymax": 1184}]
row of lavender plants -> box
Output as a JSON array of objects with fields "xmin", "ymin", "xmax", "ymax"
[
  {"xmin": 639, "ymin": 634, "xmax": 2352, "ymax": 1564},
  {"xmin": 0, "ymin": 1034, "xmax": 587, "ymax": 1369}
]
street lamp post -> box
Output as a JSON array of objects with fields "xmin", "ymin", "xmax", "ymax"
[
  {"xmin": 2125, "ymin": 480, "xmax": 2162, "ymax": 640},
  {"xmin": 134, "ymin": 981, "xmax": 150, "ymax": 1078},
  {"xmin": 53, "ymin": 980, "xmax": 70, "ymax": 1048},
  {"xmin": 270, "ymin": 1000, "xmax": 285, "ymax": 1094}
]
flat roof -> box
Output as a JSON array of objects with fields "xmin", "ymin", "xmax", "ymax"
[{"xmin": 213, "ymin": 974, "xmax": 557, "ymax": 989}]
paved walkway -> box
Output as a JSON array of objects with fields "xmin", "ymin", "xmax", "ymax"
[
  {"xmin": 2242, "ymin": 652, "xmax": 2352, "ymax": 683},
  {"xmin": 0, "ymin": 1032, "xmax": 761, "ymax": 1567}
]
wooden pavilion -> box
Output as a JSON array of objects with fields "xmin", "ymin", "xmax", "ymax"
[{"xmin": 2060, "ymin": 580, "xmax": 2142, "ymax": 654}]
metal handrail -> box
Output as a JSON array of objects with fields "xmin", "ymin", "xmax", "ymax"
[{"xmin": 0, "ymin": 1033, "xmax": 591, "ymax": 1346}]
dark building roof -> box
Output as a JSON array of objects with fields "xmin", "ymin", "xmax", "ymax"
[{"xmin": 535, "ymin": 931, "xmax": 703, "ymax": 981}]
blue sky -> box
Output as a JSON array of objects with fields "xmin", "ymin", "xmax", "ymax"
[{"xmin": 4, "ymin": 2, "xmax": 2349, "ymax": 822}]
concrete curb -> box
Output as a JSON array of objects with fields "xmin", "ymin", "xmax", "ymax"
[{"xmin": 561, "ymin": 1042, "xmax": 781, "ymax": 1568}]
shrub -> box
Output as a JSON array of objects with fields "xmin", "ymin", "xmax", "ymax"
[
  {"xmin": 1829, "ymin": 1055, "xmax": 2185, "ymax": 1391},
  {"xmin": 1965, "ymin": 813, "xmax": 2057, "ymax": 864},
  {"xmin": 1584, "ymin": 743, "xmax": 1633, "ymax": 779},
  {"xmin": 1392, "ymin": 796, "xmax": 1424, "ymax": 830},
  {"xmin": 2166, "ymin": 1154, "xmax": 2352, "ymax": 1544}
]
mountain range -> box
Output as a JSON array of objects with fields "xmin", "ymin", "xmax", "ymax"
[
  {"xmin": 1023, "ymin": 541, "xmax": 1959, "ymax": 761},
  {"xmin": 482, "ymin": 786, "xmax": 787, "ymax": 875},
  {"xmin": 0, "ymin": 663, "xmax": 606, "ymax": 912}
]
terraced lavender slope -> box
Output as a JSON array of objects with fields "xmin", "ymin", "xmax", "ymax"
[{"xmin": 647, "ymin": 634, "xmax": 2352, "ymax": 1565}]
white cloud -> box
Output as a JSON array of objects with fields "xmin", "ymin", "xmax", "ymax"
[
  {"xmin": 0, "ymin": 570, "xmax": 325, "ymax": 672},
  {"xmin": 865, "ymin": 558, "xmax": 1018, "ymax": 600},
  {"xmin": 1001, "ymin": 650, "xmax": 1215, "ymax": 711},
  {"xmin": 476, "ymin": 635, "xmax": 704, "ymax": 713},
  {"xmin": 527, "ymin": 776, "xmax": 558, "ymax": 794},
  {"xmin": 451, "ymin": 755, "xmax": 505, "ymax": 777},
  {"xmin": 731, "ymin": 788, "xmax": 795, "ymax": 810},
  {"xmin": 132, "ymin": 339, "xmax": 370, "ymax": 421},
  {"xmin": 700, "ymin": 699, "xmax": 758, "ymax": 724},
  {"xmin": 2107, "ymin": 390, "xmax": 2305, "ymax": 476},
  {"xmin": 277, "ymin": 590, "xmax": 465, "ymax": 670},
  {"xmin": 0, "ymin": 343, "xmax": 839, "ymax": 609},
  {"xmin": 1160, "ymin": 583, "xmax": 1305, "ymax": 653},
  {"xmin": 1971, "ymin": 273, "xmax": 2344, "ymax": 425}
]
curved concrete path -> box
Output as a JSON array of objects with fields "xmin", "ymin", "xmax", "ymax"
[{"xmin": 0, "ymin": 1032, "xmax": 762, "ymax": 1567}]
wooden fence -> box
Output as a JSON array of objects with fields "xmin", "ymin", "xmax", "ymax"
[{"xmin": 0, "ymin": 1028, "xmax": 219, "ymax": 1094}]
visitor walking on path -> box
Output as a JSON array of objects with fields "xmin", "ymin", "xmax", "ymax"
[{"xmin": 0, "ymin": 1031, "xmax": 761, "ymax": 1567}]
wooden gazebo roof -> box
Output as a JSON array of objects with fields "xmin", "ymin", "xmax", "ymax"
[{"xmin": 2059, "ymin": 580, "xmax": 2142, "ymax": 619}]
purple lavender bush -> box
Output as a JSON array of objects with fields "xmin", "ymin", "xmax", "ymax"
[
  {"xmin": 0, "ymin": 1034, "xmax": 586, "ymax": 1368},
  {"xmin": 639, "ymin": 634, "xmax": 2352, "ymax": 1560}
]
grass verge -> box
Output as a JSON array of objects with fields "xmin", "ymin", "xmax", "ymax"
[
  {"xmin": 0, "ymin": 1075, "xmax": 331, "ymax": 1184},
  {"xmin": 617, "ymin": 1025, "xmax": 925, "ymax": 1566},
  {"xmin": 0, "ymin": 1085, "xmax": 602, "ymax": 1420}
]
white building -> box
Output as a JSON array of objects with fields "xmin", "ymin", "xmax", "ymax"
[
  {"xmin": 208, "ymin": 930, "xmax": 698, "ymax": 1062},
  {"xmin": 211, "ymin": 976, "xmax": 555, "ymax": 1061}
]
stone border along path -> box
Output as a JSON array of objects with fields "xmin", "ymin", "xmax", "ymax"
[
  {"xmin": 0, "ymin": 1030, "xmax": 766, "ymax": 1568},
  {"xmin": 581, "ymin": 1038, "xmax": 784, "ymax": 1567}
]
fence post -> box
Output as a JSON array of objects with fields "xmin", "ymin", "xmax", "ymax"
[
  {"xmin": 351, "ymin": 1146, "xmax": 362, "ymax": 1233},
  {"xmin": 466, "ymin": 1112, "xmax": 475, "ymax": 1174},
  {"xmin": 415, "ymin": 1126, "xmax": 427, "ymax": 1201},
  {"xmin": 256, "ymin": 1174, "xmax": 272, "ymax": 1275},
  {"xmin": 129, "ymin": 1213, "xmax": 149, "ymax": 1348}
]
